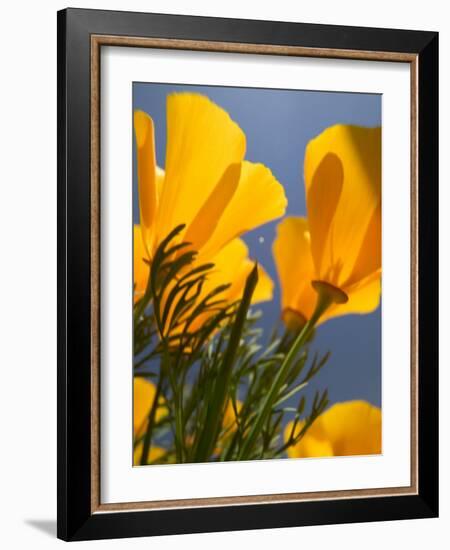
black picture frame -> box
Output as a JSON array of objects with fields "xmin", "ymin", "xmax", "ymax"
[{"xmin": 57, "ymin": 7, "xmax": 438, "ymax": 541}]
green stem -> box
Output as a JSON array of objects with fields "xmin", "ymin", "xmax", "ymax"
[
  {"xmin": 173, "ymin": 376, "xmax": 185, "ymax": 463},
  {"xmin": 163, "ymin": 349, "xmax": 185, "ymax": 463},
  {"xmin": 237, "ymin": 284, "xmax": 337, "ymax": 460},
  {"xmin": 193, "ymin": 264, "xmax": 258, "ymax": 462},
  {"xmin": 140, "ymin": 372, "xmax": 164, "ymax": 465}
]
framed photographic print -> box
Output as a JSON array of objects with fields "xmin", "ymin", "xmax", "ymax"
[{"xmin": 57, "ymin": 8, "xmax": 438, "ymax": 541}]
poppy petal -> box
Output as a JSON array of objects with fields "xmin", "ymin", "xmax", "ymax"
[
  {"xmin": 321, "ymin": 271, "xmax": 381, "ymax": 323},
  {"xmin": 184, "ymin": 163, "xmax": 241, "ymax": 252},
  {"xmin": 187, "ymin": 238, "xmax": 273, "ymax": 333},
  {"xmin": 207, "ymin": 238, "xmax": 273, "ymax": 305},
  {"xmin": 157, "ymin": 93, "xmax": 246, "ymax": 244},
  {"xmin": 320, "ymin": 401, "xmax": 382, "ymax": 456},
  {"xmin": 134, "ymin": 111, "xmax": 159, "ymax": 257},
  {"xmin": 286, "ymin": 400, "xmax": 381, "ymax": 458},
  {"xmin": 133, "ymin": 225, "xmax": 149, "ymax": 304},
  {"xmin": 272, "ymin": 217, "xmax": 317, "ymax": 321},
  {"xmin": 200, "ymin": 161, "xmax": 287, "ymax": 258},
  {"xmin": 133, "ymin": 377, "xmax": 156, "ymax": 436}
]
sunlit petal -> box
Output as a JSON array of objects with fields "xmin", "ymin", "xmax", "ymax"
[
  {"xmin": 201, "ymin": 161, "xmax": 287, "ymax": 258},
  {"xmin": 157, "ymin": 93, "xmax": 246, "ymax": 244},
  {"xmin": 321, "ymin": 271, "xmax": 381, "ymax": 323},
  {"xmin": 188, "ymin": 239, "xmax": 273, "ymax": 333},
  {"xmin": 207, "ymin": 238, "xmax": 273, "ymax": 305},
  {"xmin": 155, "ymin": 166, "xmax": 165, "ymax": 199},
  {"xmin": 184, "ymin": 163, "xmax": 241, "ymax": 252},
  {"xmin": 273, "ymin": 217, "xmax": 317, "ymax": 321},
  {"xmin": 285, "ymin": 426, "xmax": 334, "ymax": 458},
  {"xmin": 304, "ymin": 125, "xmax": 381, "ymax": 286},
  {"xmin": 134, "ymin": 110, "xmax": 158, "ymax": 256},
  {"xmin": 251, "ymin": 262, "xmax": 274, "ymax": 303},
  {"xmin": 343, "ymin": 202, "xmax": 381, "ymax": 288},
  {"xmin": 134, "ymin": 378, "xmax": 156, "ymax": 436},
  {"xmin": 133, "ymin": 225, "xmax": 149, "ymax": 304}
]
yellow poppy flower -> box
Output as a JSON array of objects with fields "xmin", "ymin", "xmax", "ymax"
[
  {"xmin": 134, "ymin": 93, "xmax": 287, "ymax": 324},
  {"xmin": 285, "ymin": 400, "xmax": 382, "ymax": 458},
  {"xmin": 273, "ymin": 125, "xmax": 381, "ymax": 327}
]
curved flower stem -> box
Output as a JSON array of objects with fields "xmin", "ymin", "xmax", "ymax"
[{"xmin": 237, "ymin": 282, "xmax": 344, "ymax": 461}]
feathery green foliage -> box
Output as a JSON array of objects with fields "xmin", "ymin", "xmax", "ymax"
[{"xmin": 133, "ymin": 226, "xmax": 329, "ymax": 465}]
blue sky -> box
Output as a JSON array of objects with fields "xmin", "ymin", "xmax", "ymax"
[{"xmin": 133, "ymin": 82, "xmax": 382, "ymax": 411}]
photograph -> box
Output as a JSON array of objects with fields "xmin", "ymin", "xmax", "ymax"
[{"xmin": 132, "ymin": 83, "xmax": 382, "ymax": 466}]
